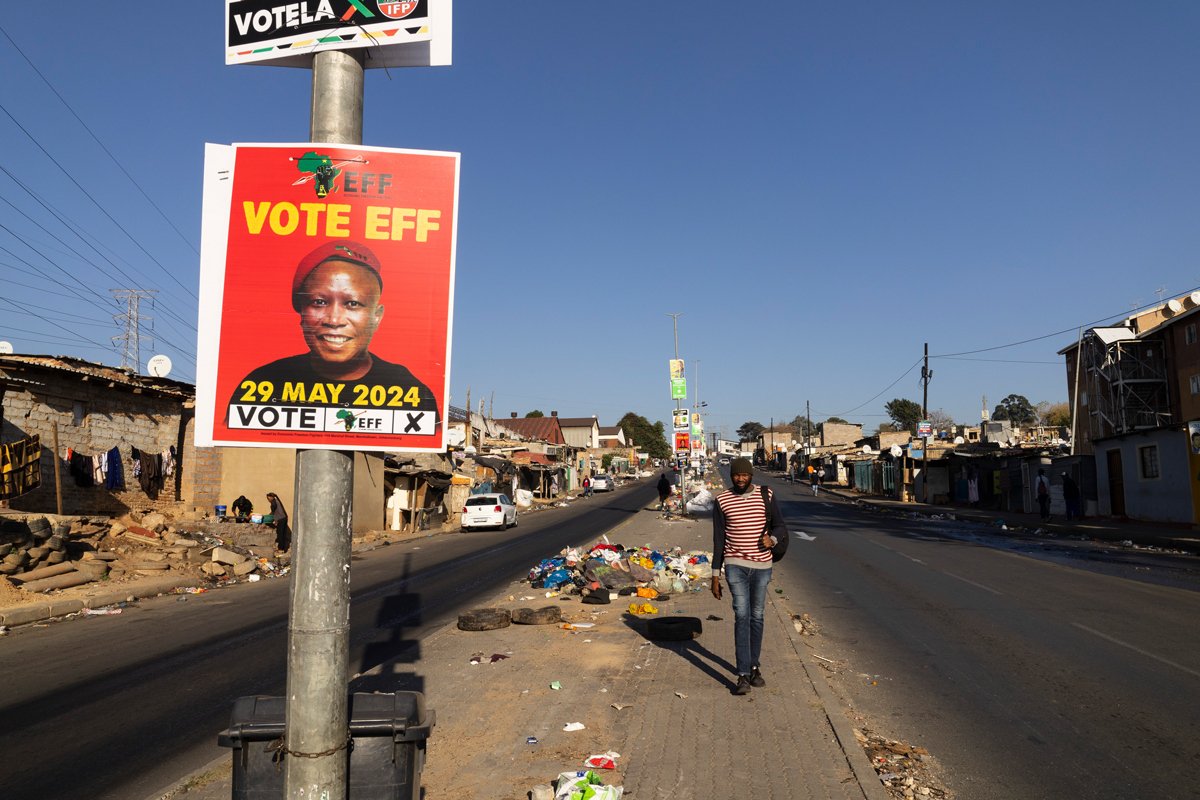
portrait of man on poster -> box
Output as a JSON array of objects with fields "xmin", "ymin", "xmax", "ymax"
[{"xmin": 230, "ymin": 240, "xmax": 439, "ymax": 423}]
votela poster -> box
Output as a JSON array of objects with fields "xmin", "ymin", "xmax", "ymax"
[{"xmin": 195, "ymin": 142, "xmax": 458, "ymax": 452}]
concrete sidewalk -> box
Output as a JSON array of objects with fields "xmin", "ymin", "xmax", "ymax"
[{"xmin": 149, "ymin": 496, "xmax": 887, "ymax": 800}]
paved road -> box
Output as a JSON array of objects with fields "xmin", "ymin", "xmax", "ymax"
[
  {"xmin": 761, "ymin": 473, "xmax": 1200, "ymax": 800},
  {"xmin": 0, "ymin": 480, "xmax": 657, "ymax": 800}
]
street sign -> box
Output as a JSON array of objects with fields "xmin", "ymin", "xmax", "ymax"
[
  {"xmin": 670, "ymin": 377, "xmax": 687, "ymax": 399},
  {"xmin": 672, "ymin": 408, "xmax": 690, "ymax": 430},
  {"xmin": 918, "ymin": 420, "xmax": 932, "ymax": 439},
  {"xmin": 225, "ymin": 0, "xmax": 453, "ymax": 68}
]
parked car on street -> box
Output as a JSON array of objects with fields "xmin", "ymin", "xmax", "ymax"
[
  {"xmin": 460, "ymin": 493, "xmax": 517, "ymax": 531},
  {"xmin": 591, "ymin": 474, "xmax": 615, "ymax": 492}
]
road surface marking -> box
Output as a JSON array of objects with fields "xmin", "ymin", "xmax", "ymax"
[
  {"xmin": 1071, "ymin": 623, "xmax": 1200, "ymax": 679},
  {"xmin": 940, "ymin": 570, "xmax": 1003, "ymax": 595}
]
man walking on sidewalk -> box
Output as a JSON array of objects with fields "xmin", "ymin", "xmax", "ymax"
[{"xmin": 711, "ymin": 458, "xmax": 788, "ymax": 695}]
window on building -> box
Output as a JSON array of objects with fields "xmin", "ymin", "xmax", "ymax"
[
  {"xmin": 72, "ymin": 402, "xmax": 86, "ymax": 427},
  {"xmin": 1186, "ymin": 323, "xmax": 1197, "ymax": 345},
  {"xmin": 1138, "ymin": 445, "xmax": 1160, "ymax": 480},
  {"xmin": 1191, "ymin": 374, "xmax": 1200, "ymax": 396}
]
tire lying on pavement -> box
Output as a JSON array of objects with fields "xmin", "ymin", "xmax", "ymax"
[
  {"xmin": 646, "ymin": 616, "xmax": 703, "ymax": 641},
  {"xmin": 457, "ymin": 608, "xmax": 512, "ymax": 631},
  {"xmin": 511, "ymin": 605, "xmax": 562, "ymax": 625}
]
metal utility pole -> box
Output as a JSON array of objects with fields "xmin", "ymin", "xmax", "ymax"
[
  {"xmin": 920, "ymin": 342, "xmax": 932, "ymax": 503},
  {"xmin": 284, "ymin": 47, "xmax": 364, "ymax": 800},
  {"xmin": 667, "ymin": 313, "xmax": 685, "ymax": 506},
  {"xmin": 805, "ymin": 399, "xmax": 811, "ymax": 481},
  {"xmin": 111, "ymin": 289, "xmax": 157, "ymax": 371}
]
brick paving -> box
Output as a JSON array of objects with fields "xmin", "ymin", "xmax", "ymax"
[{"xmin": 151, "ymin": 495, "xmax": 881, "ymax": 800}]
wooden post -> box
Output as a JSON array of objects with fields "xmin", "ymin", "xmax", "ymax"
[{"xmin": 51, "ymin": 422, "xmax": 63, "ymax": 515}]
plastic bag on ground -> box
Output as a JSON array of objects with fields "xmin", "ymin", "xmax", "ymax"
[
  {"xmin": 515, "ymin": 489, "xmax": 535, "ymax": 508},
  {"xmin": 685, "ymin": 489, "xmax": 714, "ymax": 513},
  {"xmin": 555, "ymin": 771, "xmax": 624, "ymax": 800}
]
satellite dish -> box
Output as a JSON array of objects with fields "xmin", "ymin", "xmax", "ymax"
[
  {"xmin": 862, "ymin": 444, "xmax": 874, "ymax": 454},
  {"xmin": 954, "ymin": 436, "xmax": 965, "ymax": 445},
  {"xmin": 1167, "ymin": 298, "xmax": 1183, "ymax": 314},
  {"xmin": 889, "ymin": 444, "xmax": 903, "ymax": 457},
  {"xmin": 146, "ymin": 354, "xmax": 172, "ymax": 377},
  {"xmin": 0, "ymin": 341, "xmax": 12, "ymax": 354},
  {"xmin": 1189, "ymin": 291, "xmax": 1200, "ymax": 307}
]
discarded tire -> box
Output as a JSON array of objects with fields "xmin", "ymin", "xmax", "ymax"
[
  {"xmin": 646, "ymin": 616, "xmax": 703, "ymax": 641},
  {"xmin": 457, "ymin": 608, "xmax": 512, "ymax": 631},
  {"xmin": 511, "ymin": 606, "xmax": 562, "ymax": 625}
]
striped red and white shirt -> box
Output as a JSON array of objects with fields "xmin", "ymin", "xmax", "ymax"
[{"xmin": 713, "ymin": 484, "xmax": 784, "ymax": 570}]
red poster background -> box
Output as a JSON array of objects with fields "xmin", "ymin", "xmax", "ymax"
[{"xmin": 209, "ymin": 144, "xmax": 456, "ymax": 450}]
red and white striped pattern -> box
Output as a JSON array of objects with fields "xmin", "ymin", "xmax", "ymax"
[{"xmin": 716, "ymin": 487, "xmax": 772, "ymax": 563}]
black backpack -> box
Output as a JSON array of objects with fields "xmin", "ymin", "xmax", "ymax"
[{"xmin": 759, "ymin": 486, "xmax": 789, "ymax": 562}]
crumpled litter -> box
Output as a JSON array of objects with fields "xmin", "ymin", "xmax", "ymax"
[
  {"xmin": 627, "ymin": 602, "xmax": 658, "ymax": 615},
  {"xmin": 562, "ymin": 721, "xmax": 586, "ymax": 732},
  {"xmin": 583, "ymin": 751, "xmax": 621, "ymax": 770}
]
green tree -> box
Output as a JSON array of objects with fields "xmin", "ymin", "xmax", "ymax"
[
  {"xmin": 737, "ymin": 421, "xmax": 765, "ymax": 441},
  {"xmin": 825, "ymin": 416, "xmax": 848, "ymax": 424},
  {"xmin": 788, "ymin": 415, "xmax": 816, "ymax": 438},
  {"xmin": 617, "ymin": 412, "xmax": 671, "ymax": 459},
  {"xmin": 1042, "ymin": 401, "xmax": 1071, "ymax": 427},
  {"xmin": 992, "ymin": 394, "xmax": 1036, "ymax": 425},
  {"xmin": 884, "ymin": 398, "xmax": 923, "ymax": 432},
  {"xmin": 525, "ymin": 410, "xmax": 544, "ymax": 418}
]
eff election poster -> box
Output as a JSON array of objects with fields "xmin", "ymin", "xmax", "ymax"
[{"xmin": 195, "ymin": 143, "xmax": 459, "ymax": 452}]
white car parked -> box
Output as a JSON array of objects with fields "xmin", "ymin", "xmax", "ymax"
[
  {"xmin": 591, "ymin": 474, "xmax": 615, "ymax": 492},
  {"xmin": 461, "ymin": 493, "xmax": 517, "ymax": 531}
]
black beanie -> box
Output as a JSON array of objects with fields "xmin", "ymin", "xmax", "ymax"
[{"xmin": 730, "ymin": 458, "xmax": 754, "ymax": 475}]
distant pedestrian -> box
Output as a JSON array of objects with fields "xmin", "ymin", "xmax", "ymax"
[
  {"xmin": 656, "ymin": 473, "xmax": 672, "ymax": 510},
  {"xmin": 267, "ymin": 492, "xmax": 291, "ymax": 553},
  {"xmin": 582, "ymin": 476, "xmax": 592, "ymax": 497},
  {"xmin": 711, "ymin": 458, "xmax": 788, "ymax": 695},
  {"xmin": 1035, "ymin": 469, "xmax": 1051, "ymax": 521},
  {"xmin": 1061, "ymin": 472, "xmax": 1081, "ymax": 521},
  {"xmin": 809, "ymin": 465, "xmax": 821, "ymax": 496}
]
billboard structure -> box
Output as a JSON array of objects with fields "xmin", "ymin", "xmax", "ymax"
[
  {"xmin": 226, "ymin": 0, "xmax": 452, "ymax": 68},
  {"xmin": 195, "ymin": 142, "xmax": 459, "ymax": 452}
]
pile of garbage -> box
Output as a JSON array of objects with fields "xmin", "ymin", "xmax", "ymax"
[{"xmin": 525, "ymin": 540, "xmax": 713, "ymax": 602}]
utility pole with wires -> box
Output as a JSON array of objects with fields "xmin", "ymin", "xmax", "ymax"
[
  {"xmin": 920, "ymin": 342, "xmax": 932, "ymax": 503},
  {"xmin": 110, "ymin": 289, "xmax": 156, "ymax": 371}
]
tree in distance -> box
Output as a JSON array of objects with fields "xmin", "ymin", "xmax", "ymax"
[
  {"xmin": 825, "ymin": 416, "xmax": 848, "ymax": 424},
  {"xmin": 884, "ymin": 398, "xmax": 923, "ymax": 432},
  {"xmin": 1040, "ymin": 401, "xmax": 1071, "ymax": 427},
  {"xmin": 618, "ymin": 412, "xmax": 671, "ymax": 459},
  {"xmin": 927, "ymin": 409, "xmax": 955, "ymax": 432},
  {"xmin": 992, "ymin": 394, "xmax": 1037, "ymax": 425},
  {"xmin": 737, "ymin": 421, "xmax": 765, "ymax": 441},
  {"xmin": 525, "ymin": 410, "xmax": 544, "ymax": 418}
]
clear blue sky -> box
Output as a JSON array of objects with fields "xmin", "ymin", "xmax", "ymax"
[{"xmin": 2, "ymin": 3, "xmax": 1198, "ymax": 441}]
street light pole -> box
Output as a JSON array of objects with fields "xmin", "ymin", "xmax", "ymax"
[{"xmin": 666, "ymin": 313, "xmax": 685, "ymax": 509}]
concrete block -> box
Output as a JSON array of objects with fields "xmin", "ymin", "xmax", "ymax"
[{"xmin": 211, "ymin": 547, "xmax": 246, "ymax": 566}]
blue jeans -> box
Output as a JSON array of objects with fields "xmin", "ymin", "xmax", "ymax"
[{"xmin": 725, "ymin": 564, "xmax": 772, "ymax": 676}]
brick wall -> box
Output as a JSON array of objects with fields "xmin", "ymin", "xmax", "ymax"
[
  {"xmin": 181, "ymin": 414, "xmax": 223, "ymax": 514},
  {"xmin": 1, "ymin": 372, "xmax": 190, "ymax": 517}
]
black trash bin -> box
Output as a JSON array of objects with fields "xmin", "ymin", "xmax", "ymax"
[{"xmin": 218, "ymin": 692, "xmax": 435, "ymax": 800}]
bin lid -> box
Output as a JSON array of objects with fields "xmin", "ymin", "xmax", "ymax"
[{"xmin": 218, "ymin": 692, "xmax": 434, "ymax": 747}]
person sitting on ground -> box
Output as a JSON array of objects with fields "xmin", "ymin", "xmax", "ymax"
[{"xmin": 231, "ymin": 495, "xmax": 253, "ymax": 520}]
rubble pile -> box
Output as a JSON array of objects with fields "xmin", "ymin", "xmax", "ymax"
[
  {"xmin": 0, "ymin": 511, "xmax": 289, "ymax": 603},
  {"xmin": 855, "ymin": 728, "xmax": 953, "ymax": 799},
  {"xmin": 525, "ymin": 540, "xmax": 713, "ymax": 600}
]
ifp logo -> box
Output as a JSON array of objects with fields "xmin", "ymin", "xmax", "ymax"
[{"xmin": 377, "ymin": 2, "xmax": 419, "ymax": 19}]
